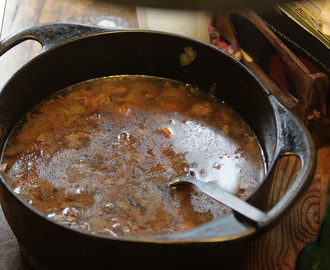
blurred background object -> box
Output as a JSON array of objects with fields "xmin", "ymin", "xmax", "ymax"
[
  {"xmin": 136, "ymin": 8, "xmax": 211, "ymax": 43},
  {"xmin": 102, "ymin": 0, "xmax": 292, "ymax": 11}
]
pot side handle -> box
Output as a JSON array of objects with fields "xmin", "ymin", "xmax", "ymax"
[
  {"xmin": 0, "ymin": 22, "xmax": 115, "ymax": 57},
  {"xmin": 254, "ymin": 96, "xmax": 317, "ymax": 227}
]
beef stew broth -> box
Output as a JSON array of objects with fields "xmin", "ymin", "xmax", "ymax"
[{"xmin": 1, "ymin": 75, "xmax": 265, "ymax": 237}]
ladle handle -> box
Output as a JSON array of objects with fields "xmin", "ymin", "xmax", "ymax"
[
  {"xmin": 170, "ymin": 97, "xmax": 316, "ymax": 229},
  {"xmin": 170, "ymin": 176, "xmax": 268, "ymax": 224},
  {"xmin": 0, "ymin": 22, "xmax": 115, "ymax": 57}
]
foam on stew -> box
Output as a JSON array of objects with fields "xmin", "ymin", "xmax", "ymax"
[{"xmin": 1, "ymin": 75, "xmax": 265, "ymax": 237}]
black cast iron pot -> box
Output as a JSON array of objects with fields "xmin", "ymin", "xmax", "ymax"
[{"xmin": 0, "ymin": 23, "xmax": 316, "ymax": 269}]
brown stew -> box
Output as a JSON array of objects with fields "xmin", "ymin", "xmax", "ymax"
[{"xmin": 1, "ymin": 75, "xmax": 265, "ymax": 237}]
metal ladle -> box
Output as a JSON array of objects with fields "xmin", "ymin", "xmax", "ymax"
[{"xmin": 169, "ymin": 174, "xmax": 268, "ymax": 225}]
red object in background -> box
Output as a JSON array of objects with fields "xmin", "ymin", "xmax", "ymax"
[
  {"xmin": 209, "ymin": 26, "xmax": 241, "ymax": 60},
  {"xmin": 269, "ymin": 54, "xmax": 321, "ymax": 95}
]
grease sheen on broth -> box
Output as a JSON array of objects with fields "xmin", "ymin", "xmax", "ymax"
[{"xmin": 1, "ymin": 75, "xmax": 265, "ymax": 237}]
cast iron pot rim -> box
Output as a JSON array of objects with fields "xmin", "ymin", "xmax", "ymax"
[{"xmin": 0, "ymin": 23, "xmax": 316, "ymax": 245}]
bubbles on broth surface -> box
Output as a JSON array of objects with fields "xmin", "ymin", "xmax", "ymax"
[{"xmin": 1, "ymin": 75, "xmax": 265, "ymax": 237}]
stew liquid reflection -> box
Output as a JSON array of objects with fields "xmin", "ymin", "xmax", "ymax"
[{"xmin": 1, "ymin": 75, "xmax": 265, "ymax": 237}]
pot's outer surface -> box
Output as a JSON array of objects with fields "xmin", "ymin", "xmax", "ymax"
[{"xmin": 0, "ymin": 23, "xmax": 316, "ymax": 269}]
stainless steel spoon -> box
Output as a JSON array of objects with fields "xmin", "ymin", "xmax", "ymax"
[{"xmin": 169, "ymin": 174, "xmax": 268, "ymax": 225}]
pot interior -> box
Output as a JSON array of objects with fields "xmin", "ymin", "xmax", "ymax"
[
  {"xmin": 0, "ymin": 30, "xmax": 278, "ymax": 241},
  {"xmin": 0, "ymin": 31, "xmax": 277, "ymax": 166}
]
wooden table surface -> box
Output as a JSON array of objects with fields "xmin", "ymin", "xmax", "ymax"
[{"xmin": 0, "ymin": 1, "xmax": 329, "ymax": 269}]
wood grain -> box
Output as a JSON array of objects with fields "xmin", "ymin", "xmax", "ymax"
[
  {"xmin": 241, "ymin": 155, "xmax": 322, "ymax": 270},
  {"xmin": 0, "ymin": 1, "xmax": 329, "ymax": 269},
  {"xmin": 0, "ymin": 0, "xmax": 138, "ymax": 90}
]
